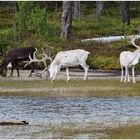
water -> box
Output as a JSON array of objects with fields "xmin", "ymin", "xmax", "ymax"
[{"xmin": 0, "ymin": 96, "xmax": 140, "ymax": 138}]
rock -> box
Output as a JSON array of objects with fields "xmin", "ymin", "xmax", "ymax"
[{"xmin": 0, "ymin": 120, "xmax": 29, "ymax": 125}]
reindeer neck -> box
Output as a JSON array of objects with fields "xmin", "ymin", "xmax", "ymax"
[{"xmin": 2, "ymin": 57, "xmax": 10, "ymax": 68}]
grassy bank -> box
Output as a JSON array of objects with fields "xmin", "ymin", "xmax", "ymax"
[
  {"xmin": 28, "ymin": 122, "xmax": 140, "ymax": 139},
  {"xmin": 105, "ymin": 124, "xmax": 140, "ymax": 139},
  {"xmin": 0, "ymin": 79, "xmax": 140, "ymax": 97}
]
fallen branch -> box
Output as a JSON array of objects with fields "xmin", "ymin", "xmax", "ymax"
[{"xmin": 81, "ymin": 35, "xmax": 140, "ymax": 43}]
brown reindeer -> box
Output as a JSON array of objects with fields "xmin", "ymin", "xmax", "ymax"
[{"xmin": 0, "ymin": 46, "xmax": 36, "ymax": 77}]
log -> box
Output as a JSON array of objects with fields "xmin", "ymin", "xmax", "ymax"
[
  {"xmin": 81, "ymin": 35, "xmax": 140, "ymax": 43},
  {"xmin": 0, "ymin": 120, "xmax": 29, "ymax": 125}
]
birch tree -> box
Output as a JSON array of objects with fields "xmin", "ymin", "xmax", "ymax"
[
  {"xmin": 74, "ymin": 1, "xmax": 80, "ymax": 20},
  {"xmin": 96, "ymin": 1, "xmax": 104, "ymax": 20},
  {"xmin": 60, "ymin": 1, "xmax": 72, "ymax": 39},
  {"xmin": 122, "ymin": 1, "xmax": 130, "ymax": 25}
]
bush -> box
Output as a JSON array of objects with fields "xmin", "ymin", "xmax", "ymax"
[{"xmin": 17, "ymin": 2, "xmax": 47, "ymax": 39}]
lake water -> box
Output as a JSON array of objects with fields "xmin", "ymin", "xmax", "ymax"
[{"xmin": 0, "ymin": 96, "xmax": 140, "ymax": 138}]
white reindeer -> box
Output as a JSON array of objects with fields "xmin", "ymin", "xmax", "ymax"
[
  {"xmin": 120, "ymin": 35, "xmax": 140, "ymax": 83},
  {"xmin": 48, "ymin": 49, "xmax": 90, "ymax": 81}
]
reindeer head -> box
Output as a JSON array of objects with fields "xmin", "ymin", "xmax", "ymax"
[
  {"xmin": 48, "ymin": 61, "xmax": 60, "ymax": 81},
  {"xmin": 129, "ymin": 35, "xmax": 140, "ymax": 49}
]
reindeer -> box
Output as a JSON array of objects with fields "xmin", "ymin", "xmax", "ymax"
[
  {"xmin": 120, "ymin": 35, "xmax": 140, "ymax": 83},
  {"xmin": 0, "ymin": 46, "xmax": 36, "ymax": 77},
  {"xmin": 25, "ymin": 49, "xmax": 90, "ymax": 81},
  {"xmin": 47, "ymin": 49, "xmax": 90, "ymax": 82}
]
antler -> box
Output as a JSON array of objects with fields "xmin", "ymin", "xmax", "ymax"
[
  {"xmin": 129, "ymin": 35, "xmax": 140, "ymax": 49},
  {"xmin": 24, "ymin": 48, "xmax": 52, "ymax": 68},
  {"xmin": 25, "ymin": 48, "xmax": 37, "ymax": 67},
  {"xmin": 41, "ymin": 48, "xmax": 53, "ymax": 63}
]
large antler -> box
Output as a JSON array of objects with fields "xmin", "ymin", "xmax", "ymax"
[
  {"xmin": 41, "ymin": 48, "xmax": 53, "ymax": 63},
  {"xmin": 129, "ymin": 35, "xmax": 140, "ymax": 49},
  {"xmin": 24, "ymin": 48, "xmax": 52, "ymax": 68}
]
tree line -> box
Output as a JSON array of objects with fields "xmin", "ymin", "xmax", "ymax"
[
  {"xmin": 0, "ymin": 1, "xmax": 138, "ymax": 57},
  {"xmin": 1, "ymin": 1, "xmax": 131, "ymax": 40}
]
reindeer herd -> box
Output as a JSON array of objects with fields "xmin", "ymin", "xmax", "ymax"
[
  {"xmin": 0, "ymin": 35, "xmax": 140, "ymax": 83},
  {"xmin": 0, "ymin": 46, "xmax": 90, "ymax": 82}
]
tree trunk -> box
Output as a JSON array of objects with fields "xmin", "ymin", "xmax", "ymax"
[
  {"xmin": 82, "ymin": 35, "xmax": 140, "ymax": 43},
  {"xmin": 74, "ymin": 1, "xmax": 80, "ymax": 20},
  {"xmin": 60, "ymin": 1, "xmax": 72, "ymax": 40},
  {"xmin": 122, "ymin": 1, "xmax": 130, "ymax": 25},
  {"xmin": 96, "ymin": 1, "xmax": 104, "ymax": 20},
  {"xmin": 13, "ymin": 2, "xmax": 19, "ymax": 41}
]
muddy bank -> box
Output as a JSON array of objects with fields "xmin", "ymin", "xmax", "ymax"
[
  {"xmin": 1, "ymin": 69, "xmax": 140, "ymax": 81},
  {"xmin": 0, "ymin": 69, "xmax": 119, "ymax": 81}
]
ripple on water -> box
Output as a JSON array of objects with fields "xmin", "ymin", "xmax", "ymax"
[{"xmin": 0, "ymin": 96, "xmax": 140, "ymax": 138}]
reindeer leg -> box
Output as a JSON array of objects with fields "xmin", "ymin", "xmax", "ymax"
[
  {"xmin": 132, "ymin": 66, "xmax": 136, "ymax": 83},
  {"xmin": 16, "ymin": 62, "xmax": 20, "ymax": 77},
  {"xmin": 124, "ymin": 66, "xmax": 128, "ymax": 82},
  {"xmin": 120, "ymin": 65, "xmax": 124, "ymax": 82},
  {"xmin": 52, "ymin": 73, "xmax": 57, "ymax": 81},
  {"xmin": 29, "ymin": 62, "xmax": 35, "ymax": 77},
  {"xmin": 127, "ymin": 67, "xmax": 130, "ymax": 82},
  {"xmin": 66, "ymin": 67, "xmax": 70, "ymax": 82},
  {"xmin": 80, "ymin": 63, "xmax": 89, "ymax": 80},
  {"xmin": 9, "ymin": 62, "xmax": 15, "ymax": 77},
  {"xmin": 31, "ymin": 62, "xmax": 35, "ymax": 73},
  {"xmin": 10, "ymin": 65, "xmax": 14, "ymax": 77}
]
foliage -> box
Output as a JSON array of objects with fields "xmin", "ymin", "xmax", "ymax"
[
  {"xmin": 121, "ymin": 23, "xmax": 136, "ymax": 35},
  {"xmin": 1, "ymin": 2, "xmax": 140, "ymax": 70},
  {"xmin": 17, "ymin": 2, "xmax": 47, "ymax": 39}
]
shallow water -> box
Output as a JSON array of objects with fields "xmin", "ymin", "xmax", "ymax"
[{"xmin": 0, "ymin": 96, "xmax": 140, "ymax": 138}]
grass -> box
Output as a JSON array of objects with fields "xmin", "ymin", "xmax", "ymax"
[
  {"xmin": 29, "ymin": 121, "xmax": 140, "ymax": 139},
  {"xmin": 0, "ymin": 78, "xmax": 140, "ymax": 97},
  {"xmin": 30, "ymin": 122, "xmax": 106, "ymax": 139},
  {"xmin": 105, "ymin": 124, "xmax": 140, "ymax": 139},
  {"xmin": 1, "ymin": 120, "xmax": 140, "ymax": 138}
]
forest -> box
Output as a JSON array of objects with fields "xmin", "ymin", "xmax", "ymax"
[{"xmin": 0, "ymin": 1, "xmax": 140, "ymax": 70}]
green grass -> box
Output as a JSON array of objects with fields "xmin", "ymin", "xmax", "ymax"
[
  {"xmin": 30, "ymin": 121, "xmax": 140, "ymax": 139},
  {"xmin": 30, "ymin": 122, "xmax": 105, "ymax": 139},
  {"xmin": 106, "ymin": 124, "xmax": 140, "ymax": 139},
  {"xmin": 0, "ymin": 79, "xmax": 140, "ymax": 97}
]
